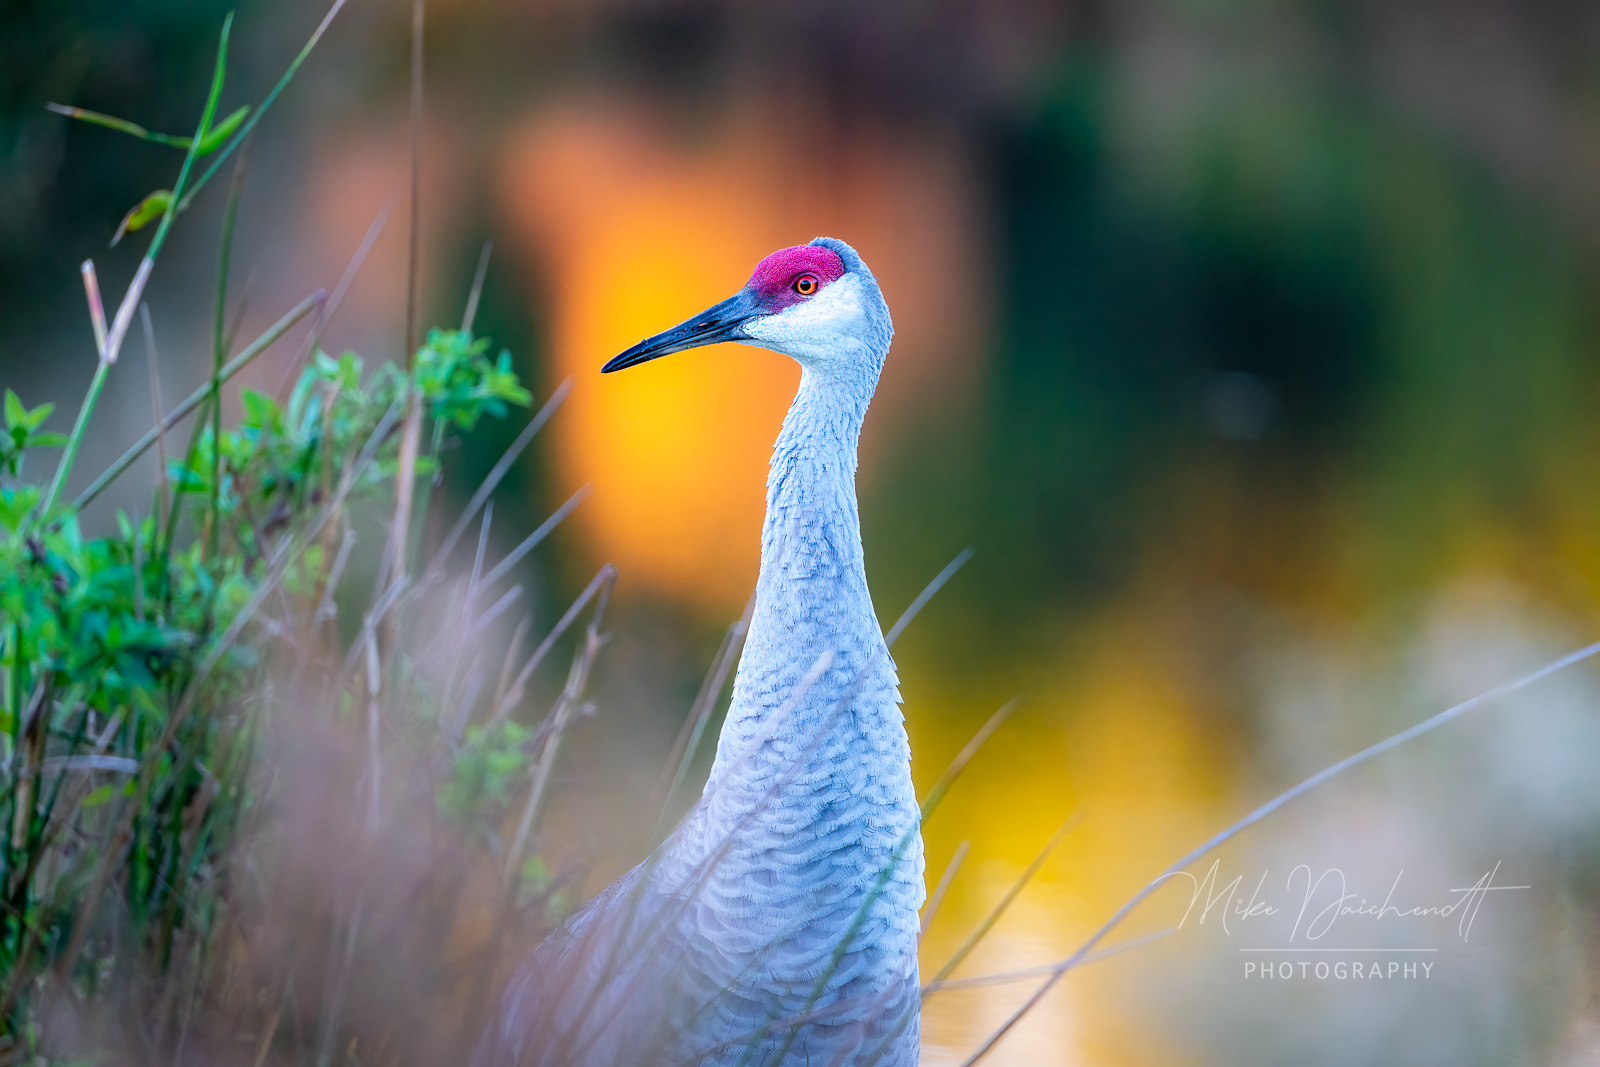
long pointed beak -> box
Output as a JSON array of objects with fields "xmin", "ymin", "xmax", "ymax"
[{"xmin": 602, "ymin": 288, "xmax": 764, "ymax": 373}]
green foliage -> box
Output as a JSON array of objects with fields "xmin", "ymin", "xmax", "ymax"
[
  {"xmin": 2, "ymin": 8, "xmax": 591, "ymax": 1059},
  {"xmin": 416, "ymin": 328, "xmax": 534, "ymax": 430},
  {"xmin": 111, "ymin": 189, "xmax": 174, "ymax": 246},
  {"xmin": 0, "ymin": 327, "xmax": 539, "ymax": 1038},
  {"xmin": 1, "ymin": 391, "xmax": 66, "ymax": 479},
  {"xmin": 440, "ymin": 719, "xmax": 535, "ymax": 822}
]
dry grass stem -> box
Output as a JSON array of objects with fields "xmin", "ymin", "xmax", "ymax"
[
  {"xmin": 462, "ymin": 239, "xmax": 493, "ymax": 333},
  {"xmin": 957, "ymin": 637, "xmax": 1600, "ymax": 1064},
  {"xmin": 923, "ymin": 811, "xmax": 1082, "ymax": 996},
  {"xmin": 273, "ymin": 197, "xmax": 396, "ymax": 400},
  {"xmin": 920, "ymin": 839, "xmax": 970, "ymax": 940},
  {"xmin": 80, "ymin": 261, "xmax": 108, "ymax": 359},
  {"xmin": 428, "ymin": 378, "xmax": 573, "ymax": 576}
]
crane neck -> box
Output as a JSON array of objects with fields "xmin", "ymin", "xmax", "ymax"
[
  {"xmin": 760, "ymin": 369, "xmax": 875, "ymax": 598},
  {"xmin": 720, "ymin": 364, "xmax": 892, "ymax": 741},
  {"xmin": 771, "ymin": 369, "xmax": 870, "ymax": 496}
]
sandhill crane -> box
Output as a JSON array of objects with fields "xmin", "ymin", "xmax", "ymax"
[{"xmin": 478, "ymin": 237, "xmax": 922, "ymax": 1066}]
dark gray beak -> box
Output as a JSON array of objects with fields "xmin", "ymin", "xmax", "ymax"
[{"xmin": 602, "ymin": 288, "xmax": 764, "ymax": 373}]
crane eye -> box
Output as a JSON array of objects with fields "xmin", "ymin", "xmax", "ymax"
[{"xmin": 794, "ymin": 274, "xmax": 819, "ymax": 296}]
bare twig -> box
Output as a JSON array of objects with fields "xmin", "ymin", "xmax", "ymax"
[
  {"xmin": 502, "ymin": 602, "xmax": 610, "ymax": 893},
  {"xmin": 364, "ymin": 629, "xmax": 383, "ymax": 836},
  {"xmin": 336, "ymin": 577, "xmax": 413, "ymax": 687},
  {"xmin": 315, "ymin": 528, "xmax": 357, "ymax": 624},
  {"xmin": 489, "ymin": 615, "xmax": 532, "ymax": 724}
]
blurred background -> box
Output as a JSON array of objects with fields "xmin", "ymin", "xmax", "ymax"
[{"xmin": 5, "ymin": 0, "xmax": 1600, "ymax": 1062}]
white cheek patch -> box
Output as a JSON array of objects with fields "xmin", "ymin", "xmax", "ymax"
[{"xmin": 742, "ymin": 275, "xmax": 871, "ymax": 368}]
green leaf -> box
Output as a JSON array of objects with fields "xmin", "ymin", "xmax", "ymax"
[
  {"xmin": 46, "ymin": 99, "xmax": 249, "ymax": 158},
  {"xmin": 239, "ymin": 389, "xmax": 281, "ymax": 431},
  {"xmin": 4, "ymin": 389, "xmax": 23, "ymax": 430},
  {"xmin": 27, "ymin": 433, "xmax": 67, "ymax": 448},
  {"xmin": 112, "ymin": 190, "xmax": 174, "ymax": 247},
  {"xmin": 80, "ymin": 783, "xmax": 117, "ymax": 808},
  {"xmin": 45, "ymin": 103, "xmax": 191, "ymax": 148},
  {"xmin": 0, "ymin": 485, "xmax": 40, "ymax": 533},
  {"xmin": 24, "ymin": 402, "xmax": 56, "ymax": 432},
  {"xmin": 195, "ymin": 105, "xmax": 250, "ymax": 155}
]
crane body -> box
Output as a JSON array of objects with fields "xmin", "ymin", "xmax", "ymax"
[{"xmin": 479, "ymin": 238, "xmax": 922, "ymax": 1067}]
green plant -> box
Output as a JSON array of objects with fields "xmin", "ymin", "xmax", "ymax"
[{"xmin": 0, "ymin": 6, "xmax": 601, "ymax": 1061}]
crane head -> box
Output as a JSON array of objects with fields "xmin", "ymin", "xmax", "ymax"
[{"xmin": 602, "ymin": 237, "xmax": 892, "ymax": 376}]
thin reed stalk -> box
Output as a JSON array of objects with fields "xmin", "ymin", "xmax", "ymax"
[
  {"xmin": 462, "ymin": 240, "xmax": 493, "ymax": 333},
  {"xmin": 921, "ymin": 839, "xmax": 970, "ymax": 940},
  {"xmin": 208, "ymin": 136, "xmax": 250, "ymax": 559},
  {"xmin": 922, "ymin": 812, "xmax": 1081, "ymax": 996},
  {"xmin": 652, "ymin": 592, "xmax": 756, "ymax": 843},
  {"xmin": 384, "ymin": 0, "xmax": 427, "ymax": 593},
  {"xmin": 140, "ymin": 304, "xmax": 171, "ymax": 533}
]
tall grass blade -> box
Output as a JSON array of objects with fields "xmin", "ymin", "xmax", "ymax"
[
  {"xmin": 140, "ymin": 304, "xmax": 171, "ymax": 533},
  {"xmin": 178, "ymin": 0, "xmax": 350, "ymax": 213},
  {"xmin": 208, "ymin": 137, "xmax": 251, "ymax": 558},
  {"xmin": 653, "ymin": 592, "xmax": 755, "ymax": 843},
  {"xmin": 44, "ymin": 103, "xmax": 192, "ymax": 148},
  {"xmin": 489, "ymin": 564, "xmax": 617, "ymax": 726},
  {"xmin": 884, "ymin": 546, "xmax": 973, "ymax": 646},
  {"xmin": 475, "ymin": 486, "xmax": 589, "ymax": 593}
]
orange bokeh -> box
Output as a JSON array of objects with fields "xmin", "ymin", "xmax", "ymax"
[{"xmin": 498, "ymin": 99, "xmax": 985, "ymax": 609}]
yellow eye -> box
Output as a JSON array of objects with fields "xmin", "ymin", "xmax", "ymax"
[{"xmin": 794, "ymin": 274, "xmax": 818, "ymax": 296}]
